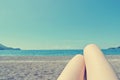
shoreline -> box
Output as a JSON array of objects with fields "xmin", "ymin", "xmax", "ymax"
[{"xmin": 0, "ymin": 55, "xmax": 120, "ymax": 60}]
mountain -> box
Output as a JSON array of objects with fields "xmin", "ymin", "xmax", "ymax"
[
  {"xmin": 117, "ymin": 46, "xmax": 120, "ymax": 49},
  {"xmin": 0, "ymin": 44, "xmax": 21, "ymax": 50},
  {"xmin": 108, "ymin": 46, "xmax": 120, "ymax": 50}
]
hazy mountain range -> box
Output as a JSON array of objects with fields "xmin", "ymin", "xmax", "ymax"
[
  {"xmin": 108, "ymin": 46, "xmax": 120, "ymax": 50},
  {"xmin": 0, "ymin": 44, "xmax": 21, "ymax": 50}
]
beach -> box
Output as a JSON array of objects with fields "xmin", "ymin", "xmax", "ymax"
[{"xmin": 0, "ymin": 55, "xmax": 120, "ymax": 80}]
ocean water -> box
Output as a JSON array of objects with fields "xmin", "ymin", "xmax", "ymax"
[{"xmin": 0, "ymin": 49, "xmax": 120, "ymax": 56}]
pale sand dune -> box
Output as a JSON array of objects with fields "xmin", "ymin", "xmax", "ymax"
[{"xmin": 0, "ymin": 55, "xmax": 120, "ymax": 80}]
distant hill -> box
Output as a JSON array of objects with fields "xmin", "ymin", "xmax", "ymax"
[
  {"xmin": 0, "ymin": 44, "xmax": 21, "ymax": 50},
  {"xmin": 117, "ymin": 46, "xmax": 120, "ymax": 49},
  {"xmin": 108, "ymin": 46, "xmax": 120, "ymax": 50}
]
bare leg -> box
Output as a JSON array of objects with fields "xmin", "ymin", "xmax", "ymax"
[
  {"xmin": 84, "ymin": 44, "xmax": 118, "ymax": 80},
  {"xmin": 57, "ymin": 55, "xmax": 85, "ymax": 80}
]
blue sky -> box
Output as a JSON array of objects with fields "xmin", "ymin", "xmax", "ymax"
[{"xmin": 0, "ymin": 0, "xmax": 120, "ymax": 49}]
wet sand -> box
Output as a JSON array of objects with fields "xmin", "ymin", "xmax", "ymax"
[{"xmin": 0, "ymin": 55, "xmax": 120, "ymax": 80}]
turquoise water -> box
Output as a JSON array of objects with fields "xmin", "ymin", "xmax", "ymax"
[{"xmin": 0, "ymin": 49, "xmax": 120, "ymax": 56}]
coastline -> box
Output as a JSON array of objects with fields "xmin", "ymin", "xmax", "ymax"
[{"xmin": 0, "ymin": 55, "xmax": 120, "ymax": 80}]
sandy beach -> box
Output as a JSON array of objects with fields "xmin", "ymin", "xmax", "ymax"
[{"xmin": 0, "ymin": 55, "xmax": 120, "ymax": 80}]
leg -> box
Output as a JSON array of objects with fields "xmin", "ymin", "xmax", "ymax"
[
  {"xmin": 57, "ymin": 54, "xmax": 85, "ymax": 80},
  {"xmin": 84, "ymin": 44, "xmax": 118, "ymax": 80}
]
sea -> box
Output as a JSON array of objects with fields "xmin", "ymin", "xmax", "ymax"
[{"xmin": 0, "ymin": 49, "xmax": 120, "ymax": 56}]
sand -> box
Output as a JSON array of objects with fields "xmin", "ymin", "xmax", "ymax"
[{"xmin": 0, "ymin": 55, "xmax": 120, "ymax": 80}]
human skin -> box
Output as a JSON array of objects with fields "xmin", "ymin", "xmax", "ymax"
[
  {"xmin": 84, "ymin": 44, "xmax": 118, "ymax": 80},
  {"xmin": 57, "ymin": 54, "xmax": 85, "ymax": 80}
]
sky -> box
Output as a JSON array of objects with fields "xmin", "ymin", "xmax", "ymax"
[{"xmin": 0, "ymin": 0, "xmax": 120, "ymax": 49}]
